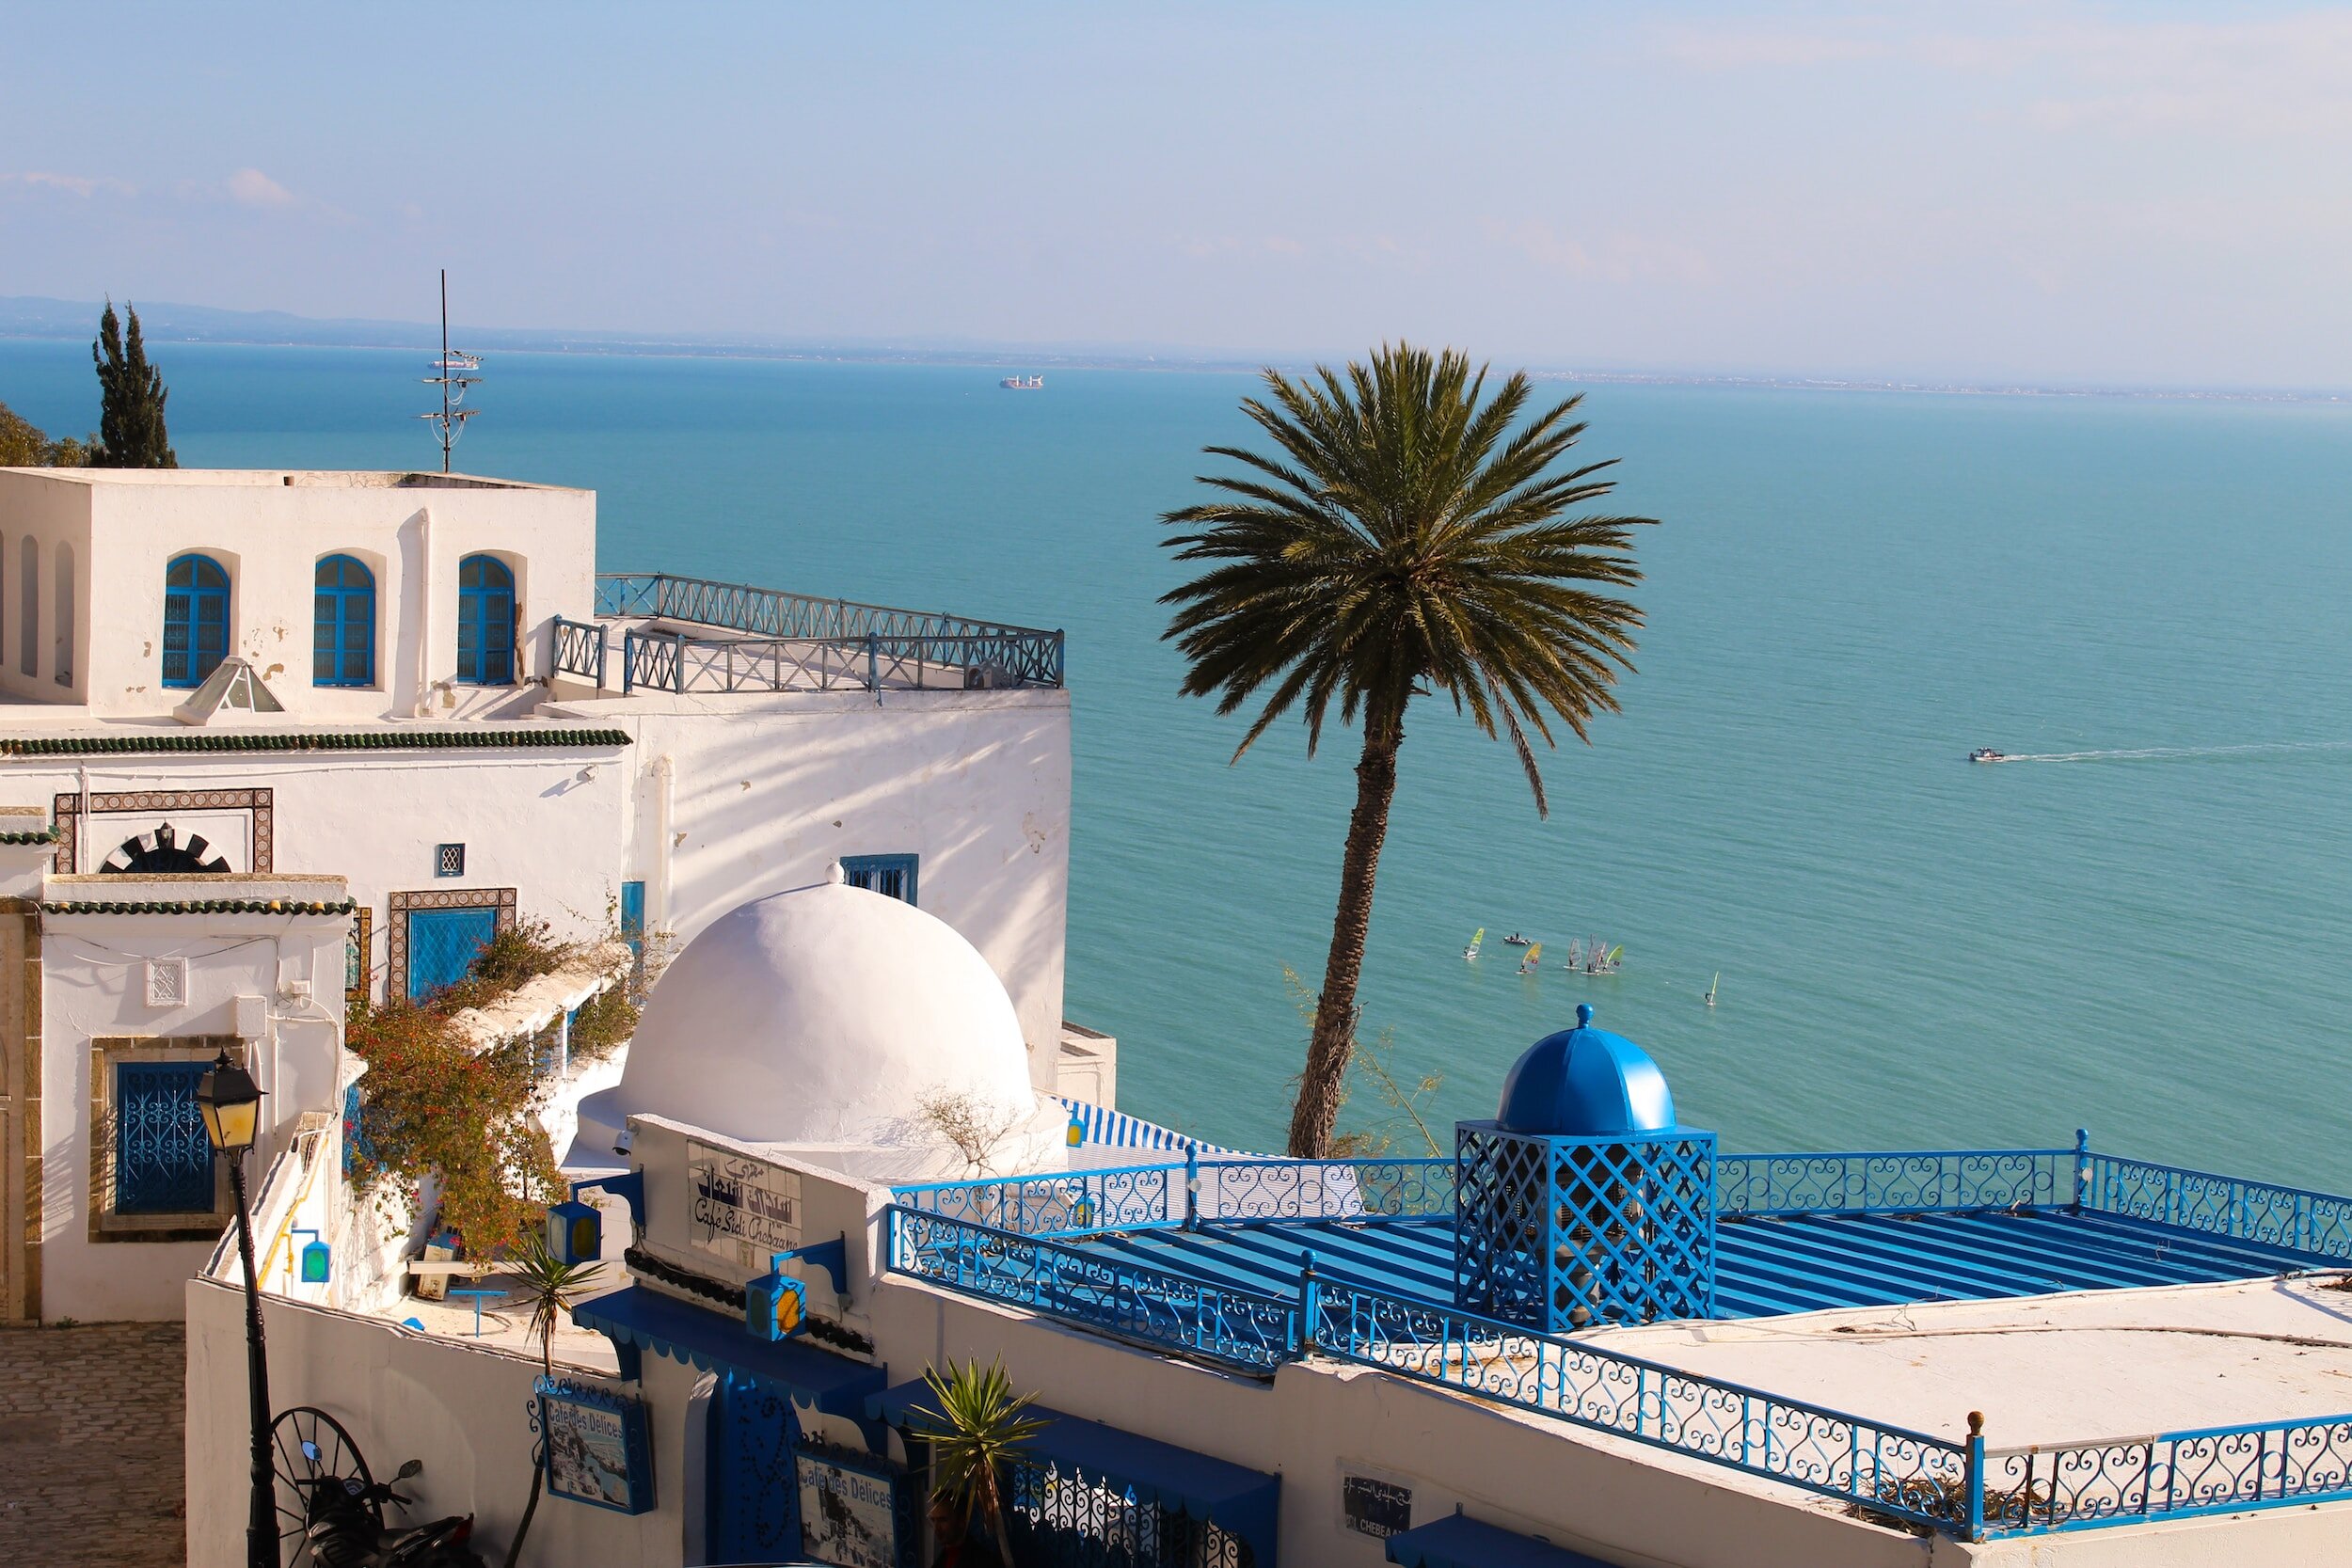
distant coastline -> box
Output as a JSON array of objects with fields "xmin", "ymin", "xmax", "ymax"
[{"xmin": 2, "ymin": 294, "xmax": 2345, "ymax": 405}]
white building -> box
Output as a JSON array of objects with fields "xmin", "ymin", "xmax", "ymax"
[
  {"xmin": 0, "ymin": 465, "xmax": 1092, "ymax": 1324},
  {"xmin": 183, "ymin": 872, "xmax": 2352, "ymax": 1568}
]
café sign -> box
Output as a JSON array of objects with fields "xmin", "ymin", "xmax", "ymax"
[{"xmin": 687, "ymin": 1140, "xmax": 802, "ymax": 1265}]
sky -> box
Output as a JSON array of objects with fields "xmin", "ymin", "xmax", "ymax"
[{"xmin": 4, "ymin": 2, "xmax": 2350, "ymax": 388}]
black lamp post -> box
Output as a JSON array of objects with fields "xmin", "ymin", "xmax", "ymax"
[{"xmin": 197, "ymin": 1050, "xmax": 275, "ymax": 1568}]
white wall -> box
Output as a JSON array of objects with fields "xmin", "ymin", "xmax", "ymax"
[
  {"xmin": 1, "ymin": 747, "xmax": 631, "ymax": 1001},
  {"xmin": 185, "ymin": 1278, "xmax": 685, "ymax": 1568},
  {"xmin": 0, "ymin": 469, "xmax": 596, "ymax": 720},
  {"xmin": 41, "ymin": 884, "xmax": 348, "ymax": 1321},
  {"xmin": 606, "ymin": 687, "xmax": 1073, "ymax": 1079},
  {"xmin": 0, "ymin": 469, "xmax": 91, "ymax": 703}
]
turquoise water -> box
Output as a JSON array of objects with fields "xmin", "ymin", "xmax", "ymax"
[{"xmin": 8, "ymin": 340, "xmax": 2352, "ymax": 1181}]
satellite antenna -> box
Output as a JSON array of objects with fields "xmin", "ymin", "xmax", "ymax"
[{"xmin": 417, "ymin": 269, "xmax": 481, "ymax": 472}]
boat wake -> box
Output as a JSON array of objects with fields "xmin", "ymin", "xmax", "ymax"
[{"xmin": 1992, "ymin": 740, "xmax": 2352, "ymax": 765}]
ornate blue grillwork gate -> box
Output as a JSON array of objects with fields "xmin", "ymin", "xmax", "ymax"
[
  {"xmin": 1000, "ymin": 1454, "xmax": 1251, "ymax": 1568},
  {"xmin": 114, "ymin": 1061, "xmax": 214, "ymax": 1213},
  {"xmin": 707, "ymin": 1370, "xmax": 801, "ymax": 1562}
]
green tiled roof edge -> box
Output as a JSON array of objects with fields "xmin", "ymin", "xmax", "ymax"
[
  {"xmin": 43, "ymin": 897, "xmax": 360, "ymax": 916},
  {"xmin": 0, "ymin": 729, "xmax": 632, "ymax": 757}
]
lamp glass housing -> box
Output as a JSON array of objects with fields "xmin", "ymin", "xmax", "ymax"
[{"xmin": 196, "ymin": 1054, "xmax": 263, "ymax": 1152}]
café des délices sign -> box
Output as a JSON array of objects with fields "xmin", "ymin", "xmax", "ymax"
[{"xmin": 687, "ymin": 1140, "xmax": 802, "ymax": 1270}]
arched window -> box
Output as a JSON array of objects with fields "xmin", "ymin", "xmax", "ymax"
[
  {"xmin": 54, "ymin": 542, "xmax": 73, "ymax": 685},
  {"xmin": 163, "ymin": 553, "xmax": 230, "ymax": 689},
  {"xmin": 313, "ymin": 554, "xmax": 375, "ymax": 688},
  {"xmin": 18, "ymin": 537, "xmax": 38, "ymax": 677},
  {"xmin": 456, "ymin": 554, "xmax": 515, "ymax": 685}
]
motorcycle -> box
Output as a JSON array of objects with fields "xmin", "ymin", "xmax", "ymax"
[{"xmin": 295, "ymin": 1457, "xmax": 487, "ymax": 1568}]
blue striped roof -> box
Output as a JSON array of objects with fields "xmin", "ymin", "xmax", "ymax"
[{"xmin": 1095, "ymin": 1207, "xmax": 2335, "ymax": 1321}]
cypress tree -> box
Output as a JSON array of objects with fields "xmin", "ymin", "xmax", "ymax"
[{"xmin": 91, "ymin": 300, "xmax": 177, "ymax": 468}]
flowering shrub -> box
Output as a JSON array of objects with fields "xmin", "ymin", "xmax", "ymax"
[{"xmin": 345, "ymin": 919, "xmax": 580, "ymax": 1259}]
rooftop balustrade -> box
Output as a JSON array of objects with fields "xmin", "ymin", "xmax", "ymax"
[
  {"xmin": 882, "ymin": 1138, "xmax": 2352, "ymax": 1541},
  {"xmin": 556, "ymin": 573, "xmax": 1065, "ymax": 696}
]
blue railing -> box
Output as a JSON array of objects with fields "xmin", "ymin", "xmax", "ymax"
[
  {"xmin": 892, "ymin": 1156, "xmax": 1455, "ymax": 1236},
  {"xmin": 1980, "ymin": 1413, "xmax": 2352, "ymax": 1534},
  {"xmin": 893, "ymin": 1164, "xmax": 1184, "ymax": 1238},
  {"xmin": 552, "ymin": 616, "xmax": 608, "ymax": 687},
  {"xmin": 882, "ymin": 1143, "xmax": 2352, "ymax": 1539},
  {"xmin": 1716, "ymin": 1148, "xmax": 2076, "ymax": 1217},
  {"xmin": 1309, "ymin": 1273, "xmax": 1977, "ymax": 1535},
  {"xmin": 884, "ymin": 1206, "xmax": 1296, "ymax": 1371},
  {"xmin": 597, "ymin": 572, "xmax": 1065, "ymax": 693},
  {"xmin": 2083, "ymin": 1154, "xmax": 2352, "ymax": 1262}
]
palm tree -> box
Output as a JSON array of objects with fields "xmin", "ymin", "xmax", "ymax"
[
  {"xmin": 1160, "ymin": 342, "xmax": 1653, "ymax": 1158},
  {"xmin": 910, "ymin": 1358, "xmax": 1044, "ymax": 1566},
  {"xmin": 502, "ymin": 1234, "xmax": 596, "ymax": 1568}
]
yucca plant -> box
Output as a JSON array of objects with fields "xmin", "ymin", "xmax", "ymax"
[
  {"xmin": 1160, "ymin": 342, "xmax": 1653, "ymax": 1157},
  {"xmin": 909, "ymin": 1358, "xmax": 1045, "ymax": 1565},
  {"xmin": 502, "ymin": 1233, "xmax": 597, "ymax": 1568}
]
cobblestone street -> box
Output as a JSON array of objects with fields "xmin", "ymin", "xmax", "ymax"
[{"xmin": 0, "ymin": 1323, "xmax": 186, "ymax": 1568}]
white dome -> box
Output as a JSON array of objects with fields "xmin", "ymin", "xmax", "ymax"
[{"xmin": 574, "ymin": 872, "xmax": 1038, "ymax": 1154}]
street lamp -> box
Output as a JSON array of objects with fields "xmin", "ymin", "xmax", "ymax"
[{"xmin": 198, "ymin": 1051, "xmax": 275, "ymax": 1568}]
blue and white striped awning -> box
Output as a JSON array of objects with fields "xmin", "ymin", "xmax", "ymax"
[{"xmin": 1057, "ymin": 1096, "xmax": 1228, "ymax": 1154}]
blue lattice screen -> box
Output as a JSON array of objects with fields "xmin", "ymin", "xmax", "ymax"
[
  {"xmin": 841, "ymin": 853, "xmax": 918, "ymax": 904},
  {"xmin": 1454, "ymin": 1122, "xmax": 1716, "ymax": 1328},
  {"xmin": 114, "ymin": 1060, "xmax": 215, "ymax": 1213},
  {"xmin": 406, "ymin": 906, "xmax": 499, "ymax": 999}
]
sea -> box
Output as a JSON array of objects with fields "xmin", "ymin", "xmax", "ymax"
[{"xmin": 6, "ymin": 338, "xmax": 2351, "ymax": 1183}]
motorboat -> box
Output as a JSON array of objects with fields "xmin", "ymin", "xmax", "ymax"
[
  {"xmin": 1968, "ymin": 748, "xmax": 2007, "ymax": 764},
  {"xmin": 1502, "ymin": 933, "xmax": 1532, "ymax": 946}
]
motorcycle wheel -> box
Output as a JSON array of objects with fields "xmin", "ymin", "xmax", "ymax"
[{"xmin": 270, "ymin": 1406, "xmax": 377, "ymax": 1564}]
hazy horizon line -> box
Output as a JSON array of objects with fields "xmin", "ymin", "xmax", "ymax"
[{"xmin": 3, "ymin": 293, "xmax": 2347, "ymax": 407}]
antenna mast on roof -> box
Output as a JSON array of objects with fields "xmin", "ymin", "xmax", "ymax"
[{"xmin": 417, "ymin": 268, "xmax": 481, "ymax": 473}]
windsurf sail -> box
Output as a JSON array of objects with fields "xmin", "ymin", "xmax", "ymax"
[
  {"xmin": 1518, "ymin": 942, "xmax": 1543, "ymax": 974},
  {"xmin": 1463, "ymin": 927, "xmax": 1485, "ymax": 959}
]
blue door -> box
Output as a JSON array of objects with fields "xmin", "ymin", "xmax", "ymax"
[
  {"xmin": 115, "ymin": 1060, "xmax": 215, "ymax": 1213},
  {"xmin": 406, "ymin": 907, "xmax": 498, "ymax": 999},
  {"xmin": 707, "ymin": 1370, "xmax": 802, "ymax": 1563}
]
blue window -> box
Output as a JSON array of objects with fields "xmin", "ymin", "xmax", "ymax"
[
  {"xmin": 114, "ymin": 1060, "xmax": 215, "ymax": 1214},
  {"xmin": 163, "ymin": 553, "xmax": 230, "ymax": 689},
  {"xmin": 313, "ymin": 554, "xmax": 375, "ymax": 687},
  {"xmin": 456, "ymin": 554, "xmax": 516, "ymax": 685},
  {"xmin": 406, "ymin": 906, "xmax": 499, "ymax": 1000},
  {"xmin": 619, "ymin": 880, "xmax": 645, "ymax": 951},
  {"xmin": 841, "ymin": 853, "xmax": 918, "ymax": 904}
]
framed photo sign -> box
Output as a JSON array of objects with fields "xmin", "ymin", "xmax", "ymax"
[
  {"xmin": 537, "ymin": 1377, "xmax": 656, "ymax": 1516},
  {"xmin": 795, "ymin": 1439, "xmax": 916, "ymax": 1568}
]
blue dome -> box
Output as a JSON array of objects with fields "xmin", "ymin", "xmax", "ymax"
[{"xmin": 1495, "ymin": 1004, "xmax": 1677, "ymax": 1136}]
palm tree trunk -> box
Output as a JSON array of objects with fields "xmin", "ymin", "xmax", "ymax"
[{"xmin": 1287, "ymin": 705, "xmax": 1404, "ymax": 1157}]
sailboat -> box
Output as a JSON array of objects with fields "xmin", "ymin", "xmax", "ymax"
[
  {"xmin": 1517, "ymin": 942, "xmax": 1543, "ymax": 975},
  {"xmin": 1704, "ymin": 973, "xmax": 1719, "ymax": 1007},
  {"xmin": 1463, "ymin": 927, "xmax": 1485, "ymax": 961},
  {"xmin": 1563, "ymin": 939, "xmax": 1582, "ymax": 971}
]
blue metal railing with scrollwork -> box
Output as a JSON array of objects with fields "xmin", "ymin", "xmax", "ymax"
[
  {"xmin": 2082, "ymin": 1154, "xmax": 2352, "ymax": 1262},
  {"xmin": 892, "ymin": 1164, "xmax": 1184, "ymax": 1237},
  {"xmin": 884, "ymin": 1205, "xmax": 1297, "ymax": 1371},
  {"xmin": 596, "ymin": 572, "xmax": 1064, "ymax": 694},
  {"xmin": 1979, "ymin": 1412, "xmax": 2352, "ymax": 1534},
  {"xmin": 1715, "ymin": 1148, "xmax": 2076, "ymax": 1217},
  {"xmin": 1308, "ymin": 1274, "xmax": 1977, "ymax": 1535},
  {"xmin": 1196, "ymin": 1157, "xmax": 1454, "ymax": 1225}
]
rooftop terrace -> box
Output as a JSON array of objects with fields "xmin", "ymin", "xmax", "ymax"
[
  {"xmin": 883, "ymin": 1142, "xmax": 2352, "ymax": 1542},
  {"xmin": 559, "ymin": 571, "xmax": 1065, "ymax": 697}
]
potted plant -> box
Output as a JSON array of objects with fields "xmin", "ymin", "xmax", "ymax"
[{"xmin": 909, "ymin": 1358, "xmax": 1044, "ymax": 1567}]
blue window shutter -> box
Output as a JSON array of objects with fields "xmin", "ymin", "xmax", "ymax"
[
  {"xmin": 313, "ymin": 554, "xmax": 375, "ymax": 688},
  {"xmin": 840, "ymin": 853, "xmax": 919, "ymax": 905},
  {"xmin": 456, "ymin": 554, "xmax": 516, "ymax": 685},
  {"xmin": 114, "ymin": 1061, "xmax": 215, "ymax": 1213},
  {"xmin": 619, "ymin": 879, "xmax": 646, "ymax": 957},
  {"xmin": 406, "ymin": 906, "xmax": 500, "ymax": 999},
  {"xmin": 162, "ymin": 553, "xmax": 230, "ymax": 689}
]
